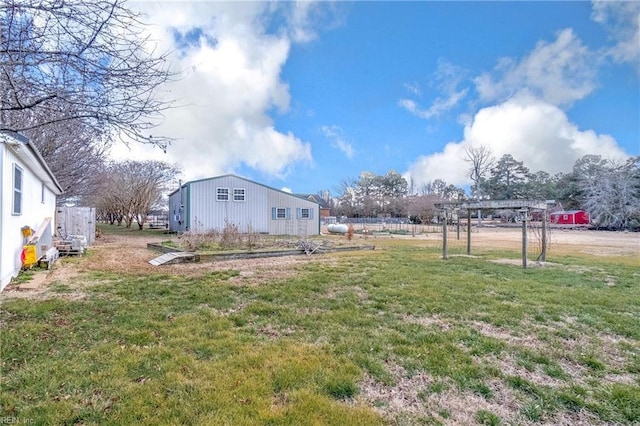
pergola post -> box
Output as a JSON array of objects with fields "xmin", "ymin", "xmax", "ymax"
[
  {"xmin": 521, "ymin": 209, "xmax": 528, "ymax": 269},
  {"xmin": 541, "ymin": 209, "xmax": 547, "ymax": 262},
  {"xmin": 442, "ymin": 210, "xmax": 448, "ymax": 260},
  {"xmin": 434, "ymin": 200, "xmax": 549, "ymax": 269},
  {"xmin": 467, "ymin": 209, "xmax": 472, "ymax": 255}
]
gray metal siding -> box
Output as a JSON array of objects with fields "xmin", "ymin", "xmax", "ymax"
[
  {"xmin": 168, "ymin": 187, "xmax": 187, "ymax": 233},
  {"xmin": 267, "ymin": 191, "xmax": 318, "ymax": 236},
  {"xmin": 189, "ymin": 176, "xmax": 269, "ymax": 233},
  {"xmin": 170, "ymin": 175, "xmax": 319, "ymax": 236}
]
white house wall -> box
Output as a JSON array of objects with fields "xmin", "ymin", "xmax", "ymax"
[{"xmin": 1, "ymin": 145, "xmax": 58, "ymax": 289}]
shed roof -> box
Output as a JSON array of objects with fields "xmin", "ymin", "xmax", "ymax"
[{"xmin": 169, "ymin": 174, "xmax": 319, "ymax": 205}]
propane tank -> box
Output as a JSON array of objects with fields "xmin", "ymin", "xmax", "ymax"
[{"xmin": 327, "ymin": 223, "xmax": 349, "ymax": 234}]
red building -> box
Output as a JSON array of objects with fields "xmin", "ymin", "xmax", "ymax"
[{"xmin": 550, "ymin": 210, "xmax": 590, "ymax": 225}]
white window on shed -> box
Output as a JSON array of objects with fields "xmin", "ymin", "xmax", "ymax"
[
  {"xmin": 217, "ymin": 187, "xmax": 229, "ymax": 201},
  {"xmin": 297, "ymin": 207, "xmax": 313, "ymax": 219},
  {"xmin": 41, "ymin": 182, "xmax": 45, "ymax": 203},
  {"xmin": 13, "ymin": 164, "xmax": 23, "ymax": 215},
  {"xmin": 233, "ymin": 188, "xmax": 246, "ymax": 202},
  {"xmin": 272, "ymin": 207, "xmax": 290, "ymax": 220}
]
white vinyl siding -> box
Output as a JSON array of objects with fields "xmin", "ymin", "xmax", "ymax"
[{"xmin": 1, "ymin": 141, "xmax": 60, "ymax": 290}]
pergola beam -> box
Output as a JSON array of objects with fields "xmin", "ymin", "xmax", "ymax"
[
  {"xmin": 436, "ymin": 199, "xmax": 550, "ymax": 268},
  {"xmin": 435, "ymin": 199, "xmax": 548, "ymax": 210}
]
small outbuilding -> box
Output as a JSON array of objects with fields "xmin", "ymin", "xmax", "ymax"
[
  {"xmin": 168, "ymin": 174, "xmax": 320, "ymax": 236},
  {"xmin": 550, "ymin": 210, "xmax": 590, "ymax": 225},
  {"xmin": 1, "ymin": 132, "xmax": 63, "ymax": 290}
]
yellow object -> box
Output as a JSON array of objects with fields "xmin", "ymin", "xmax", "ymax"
[
  {"xmin": 22, "ymin": 245, "xmax": 37, "ymax": 267},
  {"xmin": 21, "ymin": 226, "xmax": 33, "ymax": 238}
]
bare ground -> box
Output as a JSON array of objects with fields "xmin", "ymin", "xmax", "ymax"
[
  {"xmin": 2, "ymin": 227, "xmax": 637, "ymax": 299},
  {"xmin": 0, "ymin": 232, "xmax": 339, "ymax": 299}
]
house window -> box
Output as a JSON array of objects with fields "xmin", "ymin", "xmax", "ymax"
[
  {"xmin": 217, "ymin": 187, "xmax": 229, "ymax": 201},
  {"xmin": 41, "ymin": 182, "xmax": 45, "ymax": 204},
  {"xmin": 233, "ymin": 188, "xmax": 246, "ymax": 202},
  {"xmin": 13, "ymin": 164, "xmax": 23, "ymax": 215}
]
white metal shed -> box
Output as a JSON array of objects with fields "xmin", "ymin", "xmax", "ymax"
[{"xmin": 168, "ymin": 174, "xmax": 320, "ymax": 236}]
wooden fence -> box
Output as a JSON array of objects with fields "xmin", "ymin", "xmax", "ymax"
[{"xmin": 55, "ymin": 206, "xmax": 96, "ymax": 246}]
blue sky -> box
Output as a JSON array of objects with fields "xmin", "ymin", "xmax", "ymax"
[{"xmin": 116, "ymin": 1, "xmax": 639, "ymax": 196}]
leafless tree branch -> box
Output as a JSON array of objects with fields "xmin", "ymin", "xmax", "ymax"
[{"xmin": 0, "ymin": 0, "xmax": 176, "ymax": 148}]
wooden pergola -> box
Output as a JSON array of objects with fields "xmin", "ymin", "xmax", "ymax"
[{"xmin": 434, "ymin": 200, "xmax": 549, "ymax": 269}]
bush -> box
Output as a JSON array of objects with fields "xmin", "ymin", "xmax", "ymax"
[{"xmin": 176, "ymin": 220, "xmax": 262, "ymax": 251}]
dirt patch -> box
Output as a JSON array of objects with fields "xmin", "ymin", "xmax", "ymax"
[
  {"xmin": 357, "ymin": 363, "xmax": 521, "ymax": 425},
  {"xmin": 468, "ymin": 317, "xmax": 639, "ymax": 388},
  {"xmin": 489, "ymin": 259, "xmax": 559, "ymax": 267},
  {"xmin": 2, "ymin": 227, "xmax": 637, "ymax": 299},
  {"xmin": 0, "ymin": 233, "xmax": 339, "ymax": 299},
  {"xmin": 473, "ymin": 227, "xmax": 640, "ymax": 257}
]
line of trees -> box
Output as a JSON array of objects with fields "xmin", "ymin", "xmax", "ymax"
[
  {"xmin": 328, "ymin": 151, "xmax": 640, "ymax": 230},
  {"xmin": 92, "ymin": 161, "xmax": 180, "ymax": 229}
]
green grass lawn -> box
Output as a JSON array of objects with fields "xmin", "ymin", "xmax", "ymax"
[{"xmin": 1, "ymin": 230, "xmax": 639, "ymax": 425}]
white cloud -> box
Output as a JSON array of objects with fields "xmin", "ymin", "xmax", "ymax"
[
  {"xmin": 591, "ymin": 0, "xmax": 640, "ymax": 73},
  {"xmin": 405, "ymin": 94, "xmax": 628, "ymax": 188},
  {"xmin": 321, "ymin": 125, "xmax": 355, "ymax": 159},
  {"xmin": 398, "ymin": 99, "xmax": 427, "ymax": 119},
  {"xmin": 403, "ymin": 82, "xmax": 422, "ymax": 96},
  {"xmin": 273, "ymin": 0, "xmax": 345, "ymax": 43},
  {"xmin": 399, "ymin": 59, "xmax": 468, "ymax": 120},
  {"xmin": 474, "ymin": 28, "xmax": 597, "ymax": 106},
  {"xmin": 402, "ymin": 4, "xmax": 635, "ymax": 193},
  {"xmin": 111, "ymin": 2, "xmax": 318, "ymax": 181}
]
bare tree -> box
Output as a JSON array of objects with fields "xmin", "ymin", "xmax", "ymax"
[
  {"xmin": 21, "ymin": 117, "xmax": 108, "ymax": 204},
  {"xmin": 406, "ymin": 194, "xmax": 441, "ymax": 225},
  {"xmin": 93, "ymin": 160, "xmax": 181, "ymax": 229},
  {"xmin": 0, "ymin": 0, "xmax": 175, "ymax": 148},
  {"xmin": 583, "ymin": 157, "xmax": 640, "ymax": 230},
  {"xmin": 336, "ymin": 177, "xmax": 358, "ymax": 218},
  {"xmin": 464, "ymin": 145, "xmax": 495, "ymax": 198}
]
